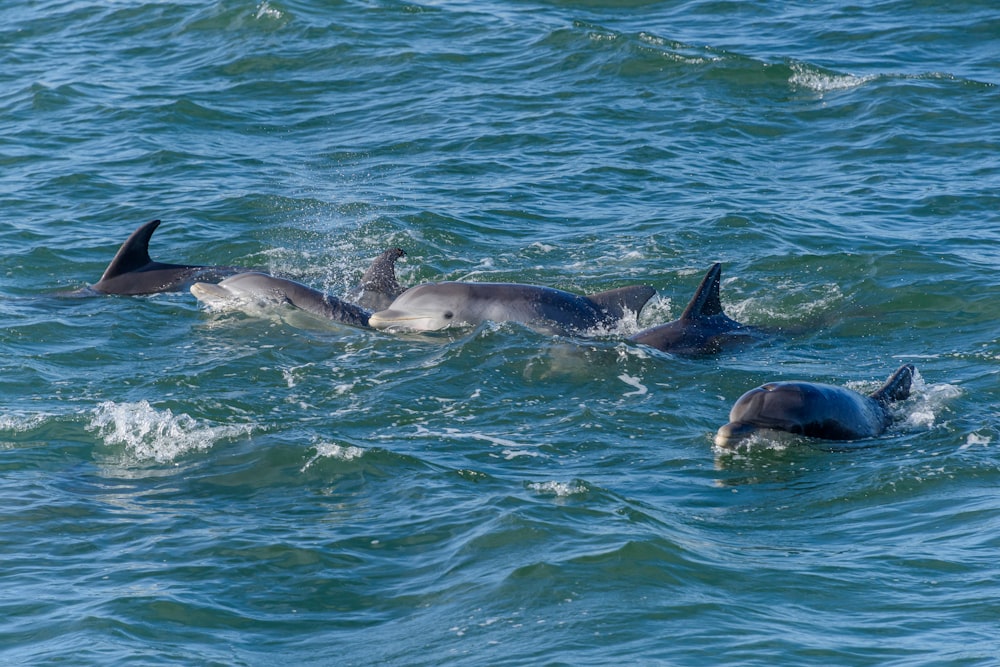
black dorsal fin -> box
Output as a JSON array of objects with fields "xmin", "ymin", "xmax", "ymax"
[
  {"xmin": 585, "ymin": 285, "xmax": 656, "ymax": 320},
  {"xmin": 98, "ymin": 219, "xmax": 161, "ymax": 281},
  {"xmin": 680, "ymin": 263, "xmax": 724, "ymax": 320},
  {"xmin": 870, "ymin": 364, "xmax": 915, "ymax": 404}
]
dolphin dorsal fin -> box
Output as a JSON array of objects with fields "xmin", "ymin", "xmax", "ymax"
[
  {"xmin": 99, "ymin": 219, "xmax": 161, "ymax": 281},
  {"xmin": 679, "ymin": 263, "xmax": 724, "ymax": 320},
  {"xmin": 585, "ymin": 285, "xmax": 656, "ymax": 320},
  {"xmin": 353, "ymin": 247, "xmax": 406, "ymax": 311},
  {"xmin": 359, "ymin": 247, "xmax": 405, "ymax": 296},
  {"xmin": 870, "ymin": 364, "xmax": 915, "ymax": 404}
]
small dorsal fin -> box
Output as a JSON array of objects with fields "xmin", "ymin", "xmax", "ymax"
[
  {"xmin": 98, "ymin": 219, "xmax": 160, "ymax": 281},
  {"xmin": 680, "ymin": 263, "xmax": 724, "ymax": 320},
  {"xmin": 585, "ymin": 285, "xmax": 656, "ymax": 320},
  {"xmin": 870, "ymin": 363, "xmax": 915, "ymax": 404}
]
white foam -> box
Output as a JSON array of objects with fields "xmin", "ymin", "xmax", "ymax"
[
  {"xmin": 960, "ymin": 433, "xmax": 991, "ymax": 450},
  {"xmin": 527, "ymin": 481, "xmax": 588, "ymax": 497},
  {"xmin": 789, "ymin": 62, "xmax": 876, "ymax": 93},
  {"xmin": 301, "ymin": 442, "xmax": 366, "ymax": 471},
  {"xmin": 255, "ymin": 2, "xmax": 282, "ymax": 20},
  {"xmin": 0, "ymin": 413, "xmax": 48, "ymax": 433},
  {"xmin": 88, "ymin": 401, "xmax": 252, "ymax": 464},
  {"xmin": 896, "ymin": 371, "xmax": 962, "ymax": 430},
  {"xmin": 618, "ymin": 373, "xmax": 648, "ymax": 397}
]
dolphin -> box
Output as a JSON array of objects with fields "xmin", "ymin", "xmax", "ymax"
[
  {"xmin": 367, "ymin": 281, "xmax": 656, "ymax": 335},
  {"xmin": 629, "ymin": 263, "xmax": 760, "ymax": 355},
  {"xmin": 714, "ymin": 363, "xmax": 915, "ymax": 447},
  {"xmin": 73, "ymin": 219, "xmax": 248, "ymax": 296},
  {"xmin": 191, "ymin": 272, "xmax": 372, "ymax": 328}
]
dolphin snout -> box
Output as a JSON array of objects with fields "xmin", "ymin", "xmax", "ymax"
[
  {"xmin": 367, "ymin": 310, "xmax": 405, "ymax": 330},
  {"xmin": 190, "ymin": 282, "xmax": 232, "ymax": 303},
  {"xmin": 713, "ymin": 421, "xmax": 759, "ymax": 448}
]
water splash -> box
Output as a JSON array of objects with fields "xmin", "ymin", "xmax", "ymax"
[
  {"xmin": 527, "ymin": 480, "xmax": 589, "ymax": 497},
  {"xmin": 301, "ymin": 442, "xmax": 366, "ymax": 471},
  {"xmin": 88, "ymin": 401, "xmax": 252, "ymax": 464},
  {"xmin": 788, "ymin": 61, "xmax": 876, "ymax": 93}
]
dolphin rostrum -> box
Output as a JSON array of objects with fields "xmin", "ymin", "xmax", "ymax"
[
  {"xmin": 714, "ymin": 364, "xmax": 915, "ymax": 447},
  {"xmin": 629, "ymin": 263, "xmax": 760, "ymax": 355},
  {"xmin": 73, "ymin": 219, "xmax": 247, "ymax": 296},
  {"xmin": 367, "ymin": 281, "xmax": 656, "ymax": 335}
]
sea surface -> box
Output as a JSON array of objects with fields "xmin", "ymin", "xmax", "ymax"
[{"xmin": 1, "ymin": 0, "xmax": 998, "ymax": 664}]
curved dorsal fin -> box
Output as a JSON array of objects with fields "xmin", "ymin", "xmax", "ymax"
[
  {"xmin": 359, "ymin": 247, "xmax": 405, "ymax": 296},
  {"xmin": 98, "ymin": 219, "xmax": 160, "ymax": 281},
  {"xmin": 680, "ymin": 263, "xmax": 724, "ymax": 320},
  {"xmin": 869, "ymin": 364, "xmax": 915, "ymax": 404}
]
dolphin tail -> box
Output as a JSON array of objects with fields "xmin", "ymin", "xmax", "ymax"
[
  {"xmin": 585, "ymin": 285, "xmax": 656, "ymax": 321},
  {"xmin": 870, "ymin": 364, "xmax": 915, "ymax": 404},
  {"xmin": 679, "ymin": 263, "xmax": 725, "ymax": 320},
  {"xmin": 98, "ymin": 219, "xmax": 161, "ymax": 282}
]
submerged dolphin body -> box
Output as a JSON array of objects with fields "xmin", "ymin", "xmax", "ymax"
[
  {"xmin": 191, "ymin": 272, "xmax": 372, "ymax": 328},
  {"xmin": 76, "ymin": 219, "xmax": 247, "ymax": 296},
  {"xmin": 629, "ymin": 263, "xmax": 760, "ymax": 355},
  {"xmin": 367, "ymin": 281, "xmax": 656, "ymax": 335},
  {"xmin": 714, "ymin": 364, "xmax": 915, "ymax": 448}
]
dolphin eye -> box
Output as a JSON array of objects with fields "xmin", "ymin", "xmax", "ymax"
[{"xmin": 443, "ymin": 311, "xmax": 454, "ymax": 319}]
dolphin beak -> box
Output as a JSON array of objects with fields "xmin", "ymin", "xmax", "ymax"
[
  {"xmin": 367, "ymin": 310, "xmax": 403, "ymax": 330},
  {"xmin": 714, "ymin": 421, "xmax": 759, "ymax": 448},
  {"xmin": 190, "ymin": 282, "xmax": 232, "ymax": 304},
  {"xmin": 368, "ymin": 310, "xmax": 441, "ymax": 331}
]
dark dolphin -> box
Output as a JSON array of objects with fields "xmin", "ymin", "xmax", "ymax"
[
  {"xmin": 714, "ymin": 363, "xmax": 915, "ymax": 447},
  {"xmin": 629, "ymin": 263, "xmax": 760, "ymax": 355},
  {"xmin": 69, "ymin": 219, "xmax": 247, "ymax": 296},
  {"xmin": 367, "ymin": 281, "xmax": 656, "ymax": 335}
]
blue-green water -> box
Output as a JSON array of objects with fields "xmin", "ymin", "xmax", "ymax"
[{"xmin": 2, "ymin": 1, "xmax": 998, "ymax": 664}]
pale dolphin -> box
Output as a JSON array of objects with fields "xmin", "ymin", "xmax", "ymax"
[
  {"xmin": 347, "ymin": 247, "xmax": 406, "ymax": 311},
  {"xmin": 73, "ymin": 219, "xmax": 248, "ymax": 296},
  {"xmin": 191, "ymin": 272, "xmax": 371, "ymax": 328},
  {"xmin": 629, "ymin": 263, "xmax": 760, "ymax": 355},
  {"xmin": 367, "ymin": 281, "xmax": 656, "ymax": 335},
  {"xmin": 714, "ymin": 364, "xmax": 915, "ymax": 447}
]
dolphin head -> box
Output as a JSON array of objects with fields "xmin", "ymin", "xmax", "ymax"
[
  {"xmin": 190, "ymin": 272, "xmax": 289, "ymax": 308},
  {"xmin": 714, "ymin": 383, "xmax": 811, "ymax": 447},
  {"xmin": 368, "ymin": 283, "xmax": 471, "ymax": 331}
]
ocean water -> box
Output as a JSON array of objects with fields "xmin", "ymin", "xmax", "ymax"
[{"xmin": 1, "ymin": 0, "xmax": 998, "ymax": 664}]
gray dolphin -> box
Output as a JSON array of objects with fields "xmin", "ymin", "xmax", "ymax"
[
  {"xmin": 191, "ymin": 272, "xmax": 372, "ymax": 328},
  {"xmin": 714, "ymin": 363, "xmax": 915, "ymax": 447},
  {"xmin": 629, "ymin": 263, "xmax": 760, "ymax": 355},
  {"xmin": 74, "ymin": 219, "xmax": 247, "ymax": 296},
  {"xmin": 367, "ymin": 281, "xmax": 656, "ymax": 335}
]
